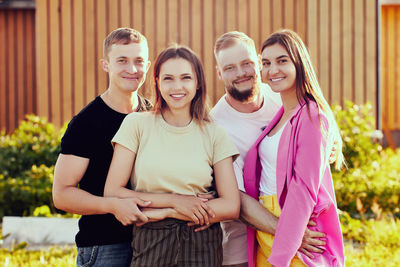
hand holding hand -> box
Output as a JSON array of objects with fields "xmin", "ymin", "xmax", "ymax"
[
  {"xmin": 111, "ymin": 197, "xmax": 151, "ymax": 226},
  {"xmin": 172, "ymin": 194, "xmax": 215, "ymax": 226},
  {"xmin": 136, "ymin": 208, "xmax": 174, "ymax": 226}
]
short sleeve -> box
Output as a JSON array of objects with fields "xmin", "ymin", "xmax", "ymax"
[
  {"xmin": 61, "ymin": 115, "xmax": 94, "ymax": 158},
  {"xmin": 112, "ymin": 113, "xmax": 141, "ymax": 153},
  {"xmin": 212, "ymin": 125, "xmax": 239, "ymax": 165}
]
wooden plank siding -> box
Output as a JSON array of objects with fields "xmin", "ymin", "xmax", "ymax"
[
  {"xmin": 0, "ymin": 9, "xmax": 36, "ymax": 132},
  {"xmin": 0, "ymin": 0, "xmax": 378, "ymax": 132},
  {"xmin": 381, "ymin": 5, "xmax": 400, "ymax": 130}
]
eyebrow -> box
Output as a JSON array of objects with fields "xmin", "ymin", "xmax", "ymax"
[
  {"xmin": 277, "ymin": 55, "xmax": 289, "ymax": 59},
  {"xmin": 262, "ymin": 55, "xmax": 289, "ymax": 61},
  {"xmin": 161, "ymin": 73, "xmax": 193, "ymax": 77}
]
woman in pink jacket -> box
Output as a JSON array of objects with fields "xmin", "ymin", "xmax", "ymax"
[{"xmin": 243, "ymin": 29, "xmax": 345, "ymax": 267}]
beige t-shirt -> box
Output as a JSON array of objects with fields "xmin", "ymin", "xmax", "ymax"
[{"xmin": 112, "ymin": 112, "xmax": 239, "ymax": 195}]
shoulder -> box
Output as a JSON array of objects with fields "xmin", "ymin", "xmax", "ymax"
[
  {"xmin": 137, "ymin": 95, "xmax": 153, "ymax": 112},
  {"xmin": 210, "ymin": 95, "xmax": 228, "ymax": 117},
  {"xmin": 66, "ymin": 97, "xmax": 103, "ymax": 129},
  {"xmin": 202, "ymin": 121, "xmax": 230, "ymax": 139},
  {"xmin": 124, "ymin": 110, "xmax": 154, "ymax": 124},
  {"xmin": 295, "ymin": 102, "xmax": 329, "ymax": 135}
]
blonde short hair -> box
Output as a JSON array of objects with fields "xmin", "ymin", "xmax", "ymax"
[
  {"xmin": 214, "ymin": 31, "xmax": 256, "ymax": 58},
  {"xmin": 103, "ymin": 27, "xmax": 148, "ymax": 59}
]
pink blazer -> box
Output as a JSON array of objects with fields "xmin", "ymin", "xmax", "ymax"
[{"xmin": 243, "ymin": 102, "xmax": 344, "ymax": 267}]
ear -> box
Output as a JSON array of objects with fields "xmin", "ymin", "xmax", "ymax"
[
  {"xmin": 145, "ymin": 60, "xmax": 151, "ymax": 72},
  {"xmin": 100, "ymin": 59, "xmax": 109, "ymax": 72},
  {"xmin": 257, "ymin": 54, "xmax": 262, "ymax": 71},
  {"xmin": 216, "ymin": 65, "xmax": 222, "ymax": 81}
]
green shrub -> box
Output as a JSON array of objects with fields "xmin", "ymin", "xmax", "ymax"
[
  {"xmin": 0, "ymin": 115, "xmax": 64, "ymax": 178},
  {"xmin": 341, "ymin": 212, "xmax": 400, "ymax": 266},
  {"xmin": 0, "ymin": 165, "xmax": 55, "ymax": 218},
  {"xmin": 0, "ymin": 246, "xmax": 77, "ymax": 267},
  {"xmin": 332, "ymin": 101, "xmax": 400, "ymax": 217},
  {"xmin": 332, "ymin": 101, "xmax": 382, "ymax": 169}
]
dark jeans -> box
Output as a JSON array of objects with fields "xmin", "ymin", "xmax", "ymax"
[{"xmin": 76, "ymin": 242, "xmax": 132, "ymax": 267}]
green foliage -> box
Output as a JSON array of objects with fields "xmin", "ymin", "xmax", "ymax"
[
  {"xmin": 0, "ymin": 115, "xmax": 64, "ymax": 178},
  {"xmin": 0, "ymin": 246, "xmax": 77, "ymax": 267},
  {"xmin": 341, "ymin": 212, "xmax": 400, "ymax": 266},
  {"xmin": 333, "ymin": 101, "xmax": 382, "ymax": 169},
  {"xmin": 332, "ymin": 101, "xmax": 400, "ymax": 217},
  {"xmin": 0, "ymin": 165, "xmax": 55, "ymax": 218}
]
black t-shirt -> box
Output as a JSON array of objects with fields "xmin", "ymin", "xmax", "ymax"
[{"xmin": 60, "ymin": 95, "xmax": 152, "ymax": 247}]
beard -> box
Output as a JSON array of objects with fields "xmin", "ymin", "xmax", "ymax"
[{"xmin": 226, "ymin": 76, "xmax": 260, "ymax": 102}]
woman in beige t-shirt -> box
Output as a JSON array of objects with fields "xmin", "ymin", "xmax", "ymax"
[{"xmin": 104, "ymin": 45, "xmax": 240, "ymax": 266}]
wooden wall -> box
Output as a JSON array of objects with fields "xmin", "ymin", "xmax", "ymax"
[
  {"xmin": 1, "ymin": 0, "xmax": 378, "ymax": 131},
  {"xmin": 0, "ymin": 8, "xmax": 36, "ymax": 132},
  {"xmin": 382, "ymin": 4, "xmax": 400, "ymax": 131}
]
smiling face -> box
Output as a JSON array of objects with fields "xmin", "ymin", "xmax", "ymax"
[
  {"xmin": 261, "ymin": 43, "xmax": 297, "ymax": 94},
  {"xmin": 158, "ymin": 57, "xmax": 197, "ymax": 112},
  {"xmin": 216, "ymin": 41, "xmax": 262, "ymax": 102},
  {"xmin": 101, "ymin": 42, "xmax": 150, "ymax": 93}
]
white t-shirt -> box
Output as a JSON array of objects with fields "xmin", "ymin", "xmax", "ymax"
[
  {"xmin": 259, "ymin": 121, "xmax": 287, "ymax": 196},
  {"xmin": 210, "ymin": 84, "xmax": 281, "ymax": 265}
]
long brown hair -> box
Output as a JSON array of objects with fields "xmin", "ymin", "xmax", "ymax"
[
  {"xmin": 153, "ymin": 44, "xmax": 210, "ymax": 123},
  {"xmin": 262, "ymin": 29, "xmax": 344, "ymax": 169}
]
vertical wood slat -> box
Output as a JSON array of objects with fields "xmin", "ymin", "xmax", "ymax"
[
  {"xmin": 73, "ymin": 0, "xmax": 84, "ymax": 114},
  {"xmin": 365, "ymin": 0, "xmax": 376, "ymax": 116},
  {"xmin": 387, "ymin": 7, "xmax": 395, "ymax": 129},
  {"xmin": 342, "ymin": 0, "xmax": 353, "ymax": 102},
  {"xmin": 191, "ymin": 0, "xmax": 202, "ymax": 57},
  {"xmin": 8, "ymin": 9, "xmax": 16, "ymax": 131},
  {"xmin": 272, "ymin": 0, "xmax": 283, "ymax": 30},
  {"xmin": 49, "ymin": 0, "xmax": 61, "ymax": 125},
  {"xmin": 330, "ymin": 0, "xmax": 341, "ymax": 105},
  {"xmin": 382, "ymin": 5, "xmax": 400, "ymax": 130},
  {"xmin": 97, "ymin": 0, "xmax": 108, "ymax": 96},
  {"xmin": 1, "ymin": 0, "xmax": 379, "ymax": 133},
  {"xmin": 85, "ymin": 0, "xmax": 96, "ymax": 103},
  {"xmin": 354, "ymin": 0, "xmax": 365, "ymax": 105},
  {"xmin": 307, "ymin": 0, "xmax": 318, "ymax": 78},
  {"xmin": 61, "ymin": 0, "xmax": 72, "ymax": 122},
  {"xmin": 16, "ymin": 11, "xmax": 25, "ymax": 121},
  {"xmin": 0, "ymin": 11, "xmax": 6, "ymax": 130},
  {"xmin": 25, "ymin": 11, "xmax": 34, "ymax": 114},
  {"xmin": 284, "ymin": 0, "xmax": 295, "ymax": 30},
  {"xmin": 214, "ymin": 0, "xmax": 225, "ymax": 102},
  {"xmin": 382, "ymin": 7, "xmax": 388, "ymax": 129},
  {"xmin": 319, "ymin": 0, "xmax": 329, "ymax": 100},
  {"xmin": 396, "ymin": 8, "xmax": 400, "ymax": 128}
]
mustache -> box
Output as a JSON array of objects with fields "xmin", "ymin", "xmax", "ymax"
[{"xmin": 232, "ymin": 74, "xmax": 256, "ymax": 84}]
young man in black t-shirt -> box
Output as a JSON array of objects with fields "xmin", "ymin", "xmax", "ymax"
[{"xmin": 53, "ymin": 28, "xmax": 152, "ymax": 267}]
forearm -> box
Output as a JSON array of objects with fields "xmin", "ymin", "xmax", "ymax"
[
  {"xmin": 104, "ymin": 186, "xmax": 186, "ymax": 209},
  {"xmin": 53, "ymin": 186, "xmax": 117, "ymax": 215},
  {"xmin": 239, "ymin": 191, "xmax": 278, "ymax": 234},
  {"xmin": 203, "ymin": 196, "xmax": 239, "ymax": 223}
]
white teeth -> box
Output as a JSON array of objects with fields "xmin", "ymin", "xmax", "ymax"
[
  {"xmin": 271, "ymin": 78, "xmax": 284, "ymax": 82},
  {"xmin": 171, "ymin": 94, "xmax": 185, "ymax": 97}
]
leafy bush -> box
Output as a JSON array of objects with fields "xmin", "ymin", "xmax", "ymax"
[
  {"xmin": 0, "ymin": 246, "xmax": 77, "ymax": 267},
  {"xmin": 332, "ymin": 101, "xmax": 382, "ymax": 169},
  {"xmin": 332, "ymin": 101, "xmax": 400, "ymax": 217},
  {"xmin": 0, "ymin": 115, "xmax": 64, "ymax": 178},
  {"xmin": 0, "ymin": 165, "xmax": 54, "ymax": 218},
  {"xmin": 341, "ymin": 212, "xmax": 400, "ymax": 266}
]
